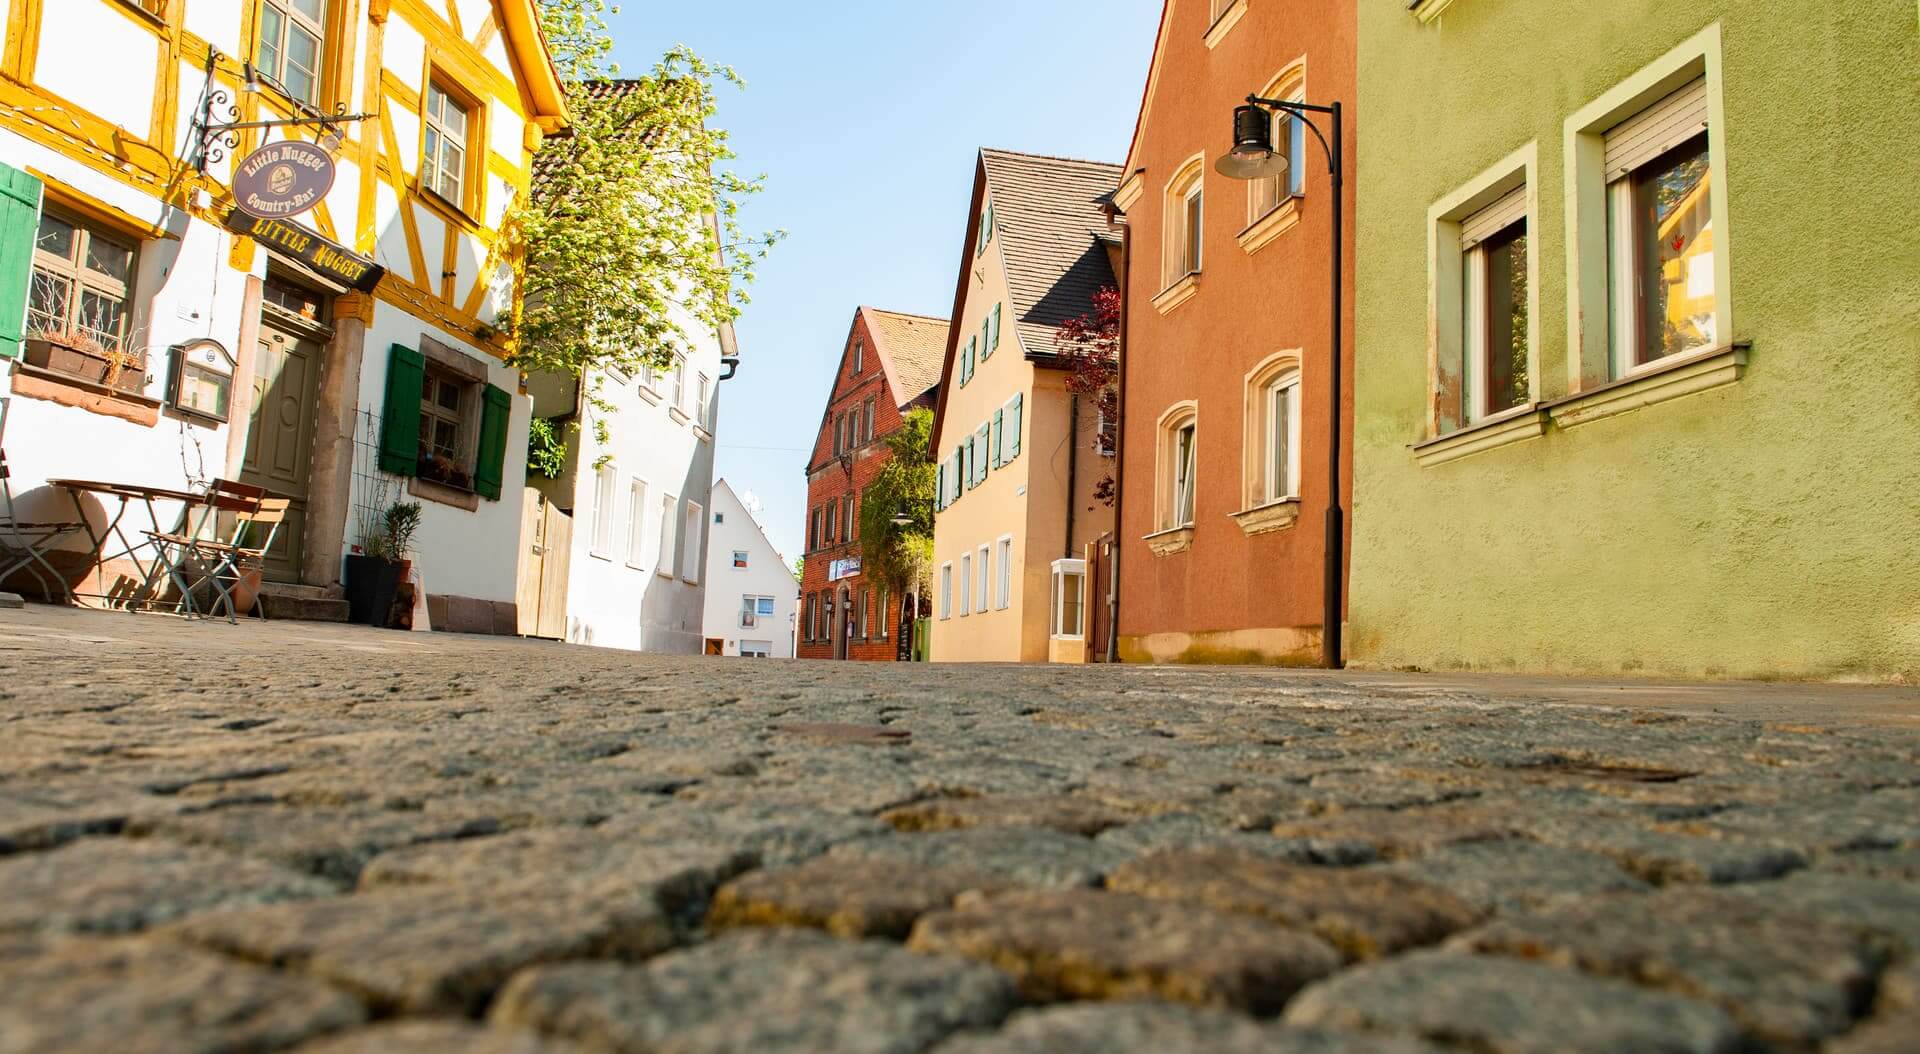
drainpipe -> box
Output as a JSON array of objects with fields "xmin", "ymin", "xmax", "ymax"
[
  {"xmin": 1065, "ymin": 392, "xmax": 1078, "ymax": 560},
  {"xmin": 1105, "ymin": 219, "xmax": 1132, "ymax": 664}
]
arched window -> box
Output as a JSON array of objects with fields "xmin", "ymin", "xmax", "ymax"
[
  {"xmin": 1243, "ymin": 351, "xmax": 1304, "ymax": 509},
  {"xmin": 1249, "ymin": 62, "xmax": 1308, "ymax": 226},
  {"xmin": 1162, "ymin": 156, "xmax": 1206, "ymax": 291},
  {"xmin": 1154, "ymin": 402, "xmax": 1199, "ymax": 532}
]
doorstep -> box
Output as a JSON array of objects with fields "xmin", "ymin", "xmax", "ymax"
[{"xmin": 256, "ymin": 582, "xmax": 350, "ymax": 624}]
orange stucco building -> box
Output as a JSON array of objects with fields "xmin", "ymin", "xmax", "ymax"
[{"xmin": 1111, "ymin": 0, "xmax": 1356, "ymax": 665}]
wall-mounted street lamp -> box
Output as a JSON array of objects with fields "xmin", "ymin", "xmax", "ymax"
[{"xmin": 1213, "ymin": 93, "xmax": 1345, "ymax": 670}]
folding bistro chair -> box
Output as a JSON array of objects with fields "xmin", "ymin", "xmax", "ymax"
[
  {"xmin": 0, "ymin": 398, "xmax": 89, "ymax": 603},
  {"xmin": 145, "ymin": 479, "xmax": 284, "ymax": 622}
]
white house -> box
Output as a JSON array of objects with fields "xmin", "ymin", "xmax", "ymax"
[
  {"xmin": 701, "ymin": 478, "xmax": 797, "ymax": 658},
  {"xmin": 0, "ymin": 0, "xmax": 566, "ymax": 632}
]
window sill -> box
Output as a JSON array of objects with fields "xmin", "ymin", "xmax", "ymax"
[
  {"xmin": 1203, "ymin": 0, "xmax": 1248, "ymax": 48},
  {"xmin": 1414, "ymin": 405, "xmax": 1549, "ymax": 467},
  {"xmin": 1144, "ymin": 525, "xmax": 1195, "ymax": 556},
  {"xmin": 113, "ymin": 0, "xmax": 167, "ymax": 29},
  {"xmin": 1230, "ymin": 498, "xmax": 1300, "ymax": 536},
  {"xmin": 1151, "ymin": 272, "xmax": 1201, "ymax": 315},
  {"xmin": 636, "ymin": 386, "xmax": 661, "ymax": 405},
  {"xmin": 408, "ymin": 474, "xmax": 480, "ymax": 511},
  {"xmin": 656, "ymin": 568, "xmax": 676, "ymax": 580},
  {"xmin": 588, "ymin": 550, "xmax": 612, "ymax": 563},
  {"xmin": 694, "ymin": 424, "xmax": 713, "ymax": 443},
  {"xmin": 416, "ymin": 184, "xmax": 483, "ymax": 232},
  {"xmin": 668, "ymin": 406, "xmax": 690, "ymax": 426},
  {"xmin": 8, "ymin": 362, "xmax": 161, "ymax": 427},
  {"xmin": 1238, "ymin": 197, "xmax": 1301, "ymax": 256},
  {"xmin": 1547, "ymin": 342, "xmax": 1749, "ymax": 429}
]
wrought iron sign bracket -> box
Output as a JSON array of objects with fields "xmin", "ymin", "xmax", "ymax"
[{"xmin": 186, "ymin": 47, "xmax": 376, "ymax": 174}]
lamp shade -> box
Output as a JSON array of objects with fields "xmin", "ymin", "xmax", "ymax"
[{"xmin": 1215, "ymin": 103, "xmax": 1289, "ymax": 182}]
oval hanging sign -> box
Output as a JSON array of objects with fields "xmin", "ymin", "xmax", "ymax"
[{"xmin": 232, "ymin": 140, "xmax": 335, "ymax": 220}]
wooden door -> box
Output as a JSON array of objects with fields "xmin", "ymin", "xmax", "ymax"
[
  {"xmin": 1086, "ymin": 535, "xmax": 1114, "ymax": 663},
  {"xmin": 516, "ymin": 489, "xmax": 573, "ymax": 639},
  {"xmin": 240, "ymin": 319, "xmax": 321, "ymax": 582}
]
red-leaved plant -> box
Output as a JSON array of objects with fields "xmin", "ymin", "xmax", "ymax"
[{"xmin": 1057, "ymin": 286, "xmax": 1120, "ymax": 506}]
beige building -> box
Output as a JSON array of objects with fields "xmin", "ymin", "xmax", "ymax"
[{"xmin": 929, "ymin": 149, "xmax": 1121, "ymax": 664}]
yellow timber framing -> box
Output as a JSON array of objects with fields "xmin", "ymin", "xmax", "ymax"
[{"xmin": 0, "ymin": 0, "xmax": 560, "ymax": 360}]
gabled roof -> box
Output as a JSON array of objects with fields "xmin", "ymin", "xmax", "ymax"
[
  {"xmin": 863, "ymin": 307, "xmax": 949, "ymax": 407},
  {"xmin": 929, "ymin": 149, "xmax": 1123, "ymax": 453},
  {"xmin": 711, "ymin": 478, "xmax": 793, "ymax": 572},
  {"xmin": 497, "ymin": 0, "xmax": 570, "ymax": 131},
  {"xmin": 980, "ymin": 149, "xmax": 1125, "ymax": 360}
]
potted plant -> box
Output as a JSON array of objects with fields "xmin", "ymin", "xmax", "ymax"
[
  {"xmin": 23, "ymin": 325, "xmax": 147, "ymax": 395},
  {"xmin": 343, "ymin": 501, "xmax": 421, "ymax": 626}
]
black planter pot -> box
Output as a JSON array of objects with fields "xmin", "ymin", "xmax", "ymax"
[{"xmin": 343, "ymin": 555, "xmax": 405, "ymax": 627}]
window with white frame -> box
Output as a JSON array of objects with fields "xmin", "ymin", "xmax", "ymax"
[
  {"xmin": 740, "ymin": 595, "xmax": 774, "ymax": 629},
  {"xmin": 731, "ymin": 549, "xmax": 749, "ymax": 570},
  {"xmin": 1264, "ymin": 373, "xmax": 1302, "ymax": 503},
  {"xmin": 423, "ymin": 82, "xmax": 472, "ymax": 207},
  {"xmin": 1156, "ymin": 406, "xmax": 1198, "ymax": 530},
  {"xmin": 976, "ymin": 544, "xmax": 990, "ymax": 614},
  {"xmin": 1051, "ymin": 559, "xmax": 1086, "ymax": 639},
  {"xmin": 28, "ymin": 210, "xmax": 136, "ymax": 362},
  {"xmin": 852, "ymin": 337, "xmax": 864, "ymax": 374},
  {"xmin": 671, "ymin": 356, "xmax": 687, "ymax": 413},
  {"xmin": 626, "ymin": 479, "xmax": 649, "ymax": 566},
  {"xmin": 877, "ymin": 588, "xmax": 889, "ymax": 638},
  {"xmin": 958, "ymin": 552, "xmax": 972, "ymax": 617},
  {"xmin": 657, "ymin": 494, "xmax": 678, "ymax": 575},
  {"xmin": 1604, "ymin": 79, "xmax": 1715, "ymax": 374},
  {"xmin": 1250, "ymin": 73, "xmax": 1308, "ymax": 223},
  {"xmin": 995, "ymin": 535, "xmax": 1013, "ymax": 609},
  {"xmin": 681, "ymin": 501, "xmax": 704, "ymax": 582},
  {"xmin": 939, "ymin": 563, "xmax": 953, "ymax": 619},
  {"xmin": 256, "ymin": 0, "xmax": 324, "ymax": 103},
  {"xmin": 696, "ymin": 373, "xmax": 712, "ymax": 430},
  {"xmin": 1461, "ymin": 189, "xmax": 1530, "ymax": 419},
  {"xmin": 1163, "ymin": 161, "xmax": 1205, "ymax": 288},
  {"xmin": 857, "ymin": 587, "xmax": 869, "ymax": 637},
  {"xmin": 589, "ymin": 465, "xmax": 617, "ymax": 558}
]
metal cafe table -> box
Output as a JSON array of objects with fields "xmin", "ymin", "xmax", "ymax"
[{"xmin": 43, "ymin": 479, "xmax": 224, "ymax": 613}]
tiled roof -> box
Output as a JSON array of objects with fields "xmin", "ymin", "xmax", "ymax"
[
  {"xmin": 864, "ymin": 308, "xmax": 950, "ymax": 407},
  {"xmin": 979, "ymin": 149, "xmax": 1125, "ymax": 358},
  {"xmin": 530, "ymin": 79, "xmax": 649, "ymax": 188}
]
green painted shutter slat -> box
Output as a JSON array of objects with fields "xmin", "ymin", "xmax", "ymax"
[
  {"xmin": 1010, "ymin": 393, "xmax": 1023, "ymax": 459},
  {"xmin": 980, "ymin": 318, "xmax": 990, "ymax": 360},
  {"xmin": 991, "ymin": 304, "xmax": 1002, "ymax": 351},
  {"xmin": 992, "ymin": 409, "xmax": 1004, "ymax": 467},
  {"xmin": 473, "ymin": 383, "xmax": 511, "ymax": 501},
  {"xmin": 378, "ymin": 344, "xmax": 426, "ymax": 476},
  {"xmin": 0, "ymin": 166, "xmax": 44, "ymax": 359},
  {"xmin": 936, "ymin": 461, "xmax": 946, "ymax": 511}
]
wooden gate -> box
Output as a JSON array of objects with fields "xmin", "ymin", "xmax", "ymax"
[{"xmin": 516, "ymin": 488, "xmax": 572, "ymax": 639}]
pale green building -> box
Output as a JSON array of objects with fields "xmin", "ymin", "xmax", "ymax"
[{"xmin": 1350, "ymin": 0, "xmax": 1920, "ymax": 679}]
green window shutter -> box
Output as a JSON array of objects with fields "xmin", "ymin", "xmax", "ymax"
[
  {"xmin": 0, "ymin": 166, "xmax": 44, "ymax": 359},
  {"xmin": 980, "ymin": 318, "xmax": 990, "ymax": 360},
  {"xmin": 992, "ymin": 408, "xmax": 1004, "ymax": 467},
  {"xmin": 378, "ymin": 345, "xmax": 426, "ymax": 476},
  {"xmin": 1010, "ymin": 393, "xmax": 1023, "ymax": 459},
  {"xmin": 473, "ymin": 383, "xmax": 512, "ymax": 501},
  {"xmin": 976, "ymin": 424, "xmax": 990, "ymax": 482},
  {"xmin": 991, "ymin": 304, "xmax": 1002, "ymax": 351},
  {"xmin": 936, "ymin": 461, "xmax": 946, "ymax": 511}
]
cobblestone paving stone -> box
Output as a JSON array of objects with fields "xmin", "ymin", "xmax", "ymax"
[{"xmin": 0, "ymin": 610, "xmax": 1917, "ymax": 1052}]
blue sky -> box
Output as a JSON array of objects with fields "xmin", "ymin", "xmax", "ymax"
[{"xmin": 607, "ymin": 0, "xmax": 1164, "ymax": 565}]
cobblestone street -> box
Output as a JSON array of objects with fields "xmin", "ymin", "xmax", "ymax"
[{"xmin": 1, "ymin": 607, "xmax": 1917, "ymax": 1053}]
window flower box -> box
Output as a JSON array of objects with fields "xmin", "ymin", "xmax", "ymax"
[{"xmin": 23, "ymin": 335, "xmax": 147, "ymax": 396}]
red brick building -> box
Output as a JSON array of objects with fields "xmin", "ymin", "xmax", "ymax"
[{"xmin": 798, "ymin": 307, "xmax": 947, "ymax": 660}]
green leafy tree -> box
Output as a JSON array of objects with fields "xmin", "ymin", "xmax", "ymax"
[
  {"xmin": 857, "ymin": 408, "xmax": 936, "ymax": 596},
  {"xmin": 499, "ymin": 1, "xmax": 782, "ymax": 456}
]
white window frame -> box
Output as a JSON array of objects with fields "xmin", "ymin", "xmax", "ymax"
[
  {"xmin": 423, "ymin": 81, "xmax": 472, "ymax": 207},
  {"xmin": 588, "ymin": 464, "xmax": 617, "ymax": 560},
  {"xmin": 681, "ymin": 500, "xmax": 704, "ymax": 583},
  {"xmin": 671, "ymin": 356, "xmax": 687, "ymax": 414},
  {"xmin": 1264, "ymin": 374, "xmax": 1302, "ymax": 503},
  {"xmin": 975, "ymin": 544, "xmax": 990, "ymax": 614},
  {"xmin": 256, "ymin": 0, "xmax": 325, "ymax": 104},
  {"xmin": 995, "ymin": 534, "xmax": 1014, "ymax": 610},
  {"xmin": 1161, "ymin": 155, "xmax": 1207, "ymax": 291},
  {"xmin": 731, "ymin": 549, "xmax": 749, "ymax": 571},
  {"xmin": 958, "ymin": 552, "xmax": 972, "ymax": 618},
  {"xmin": 1249, "ymin": 62, "xmax": 1308, "ymax": 226},
  {"xmin": 697, "ymin": 372, "xmax": 712, "ymax": 430},
  {"xmin": 939, "ymin": 562, "xmax": 954, "ymax": 620},
  {"xmin": 656, "ymin": 493, "xmax": 678, "ymax": 578},
  {"xmin": 625, "ymin": 477, "xmax": 650, "ymax": 568},
  {"xmin": 1564, "ymin": 24, "xmax": 1731, "ymax": 396},
  {"xmin": 852, "ymin": 337, "xmax": 864, "ymax": 374},
  {"xmin": 1051, "ymin": 558, "xmax": 1087, "ymax": 640}
]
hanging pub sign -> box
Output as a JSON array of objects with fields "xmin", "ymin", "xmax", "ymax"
[
  {"xmin": 223, "ymin": 210, "xmax": 385, "ymax": 292},
  {"xmin": 231, "ymin": 140, "xmax": 335, "ymax": 219}
]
